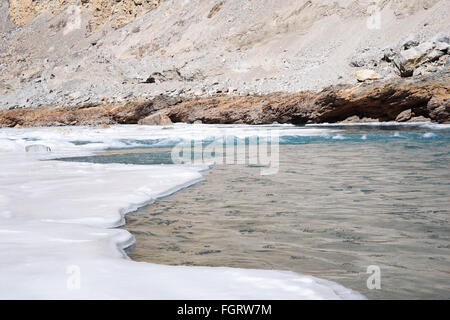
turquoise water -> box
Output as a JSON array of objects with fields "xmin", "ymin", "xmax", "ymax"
[
  {"xmin": 59, "ymin": 124, "xmax": 450, "ymax": 165},
  {"xmin": 60, "ymin": 124, "xmax": 450, "ymax": 299}
]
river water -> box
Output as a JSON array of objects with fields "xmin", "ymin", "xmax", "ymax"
[{"xmin": 63, "ymin": 124, "xmax": 450, "ymax": 299}]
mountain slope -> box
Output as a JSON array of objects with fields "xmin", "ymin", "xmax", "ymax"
[{"xmin": 0, "ymin": 0, "xmax": 449, "ymax": 113}]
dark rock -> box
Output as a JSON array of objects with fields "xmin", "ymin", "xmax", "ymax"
[
  {"xmin": 427, "ymin": 95, "xmax": 450, "ymax": 124},
  {"xmin": 437, "ymin": 36, "xmax": 449, "ymax": 44},
  {"xmin": 401, "ymin": 34, "xmax": 420, "ymax": 50},
  {"xmin": 163, "ymin": 72, "xmax": 449, "ymax": 124},
  {"xmin": 427, "ymin": 49, "xmax": 445, "ymax": 62}
]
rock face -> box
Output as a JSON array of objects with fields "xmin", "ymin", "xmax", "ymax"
[
  {"xmin": 0, "ymin": 0, "xmax": 449, "ymax": 127},
  {"xmin": 0, "ymin": 0, "xmax": 449, "ymax": 111},
  {"xmin": 394, "ymin": 47, "xmax": 425, "ymax": 77},
  {"xmin": 427, "ymin": 95, "xmax": 450, "ymax": 123},
  {"xmin": 8, "ymin": 0, "xmax": 163, "ymax": 30},
  {"xmin": 393, "ymin": 39, "xmax": 449, "ymax": 77},
  {"xmin": 0, "ymin": 95, "xmax": 180, "ymax": 127},
  {"xmin": 110, "ymin": 96, "xmax": 181, "ymax": 124},
  {"xmin": 138, "ymin": 113, "xmax": 172, "ymax": 126},
  {"xmin": 1, "ymin": 71, "xmax": 448, "ymax": 127},
  {"xmin": 164, "ymin": 71, "xmax": 450, "ymax": 124}
]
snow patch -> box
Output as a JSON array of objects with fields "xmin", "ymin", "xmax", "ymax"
[{"xmin": 0, "ymin": 125, "xmax": 364, "ymax": 299}]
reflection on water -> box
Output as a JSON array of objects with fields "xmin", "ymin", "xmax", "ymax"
[{"xmin": 126, "ymin": 131, "xmax": 450, "ymax": 300}]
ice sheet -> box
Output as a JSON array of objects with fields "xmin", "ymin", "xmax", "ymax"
[
  {"xmin": 306, "ymin": 121, "xmax": 450, "ymax": 129},
  {"xmin": 0, "ymin": 124, "xmax": 338, "ymax": 157},
  {"xmin": 0, "ymin": 125, "xmax": 365, "ymax": 299}
]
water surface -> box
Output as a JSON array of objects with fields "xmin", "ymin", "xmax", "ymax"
[{"xmin": 64, "ymin": 124, "xmax": 450, "ymax": 299}]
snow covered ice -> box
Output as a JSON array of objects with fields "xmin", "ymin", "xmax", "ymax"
[{"xmin": 0, "ymin": 125, "xmax": 365, "ymax": 299}]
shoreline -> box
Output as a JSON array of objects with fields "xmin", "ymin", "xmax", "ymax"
[
  {"xmin": 0, "ymin": 124, "xmax": 367, "ymax": 299},
  {"xmin": 1, "ymin": 72, "xmax": 449, "ymax": 128},
  {"xmin": 115, "ymin": 174, "xmax": 207, "ymax": 260},
  {"xmin": 1, "ymin": 0, "xmax": 448, "ymax": 300}
]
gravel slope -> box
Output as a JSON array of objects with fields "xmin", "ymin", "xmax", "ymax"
[{"xmin": 0, "ymin": 0, "xmax": 449, "ymax": 110}]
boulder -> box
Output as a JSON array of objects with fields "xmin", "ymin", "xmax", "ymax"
[
  {"xmin": 394, "ymin": 49, "xmax": 419, "ymax": 77},
  {"xmin": 438, "ymin": 36, "xmax": 449, "ymax": 44},
  {"xmin": 409, "ymin": 116, "xmax": 430, "ymax": 122},
  {"xmin": 401, "ymin": 34, "xmax": 420, "ymax": 50},
  {"xmin": 355, "ymin": 69, "xmax": 380, "ymax": 82},
  {"xmin": 395, "ymin": 109, "xmax": 412, "ymax": 122},
  {"xmin": 350, "ymin": 58, "xmax": 366, "ymax": 67},
  {"xmin": 427, "ymin": 49, "xmax": 445, "ymax": 62},
  {"xmin": 381, "ymin": 48, "xmax": 396, "ymax": 62},
  {"xmin": 436, "ymin": 42, "xmax": 449, "ymax": 52},
  {"xmin": 417, "ymin": 41, "xmax": 435, "ymax": 54},
  {"xmin": 138, "ymin": 113, "xmax": 173, "ymax": 126},
  {"xmin": 341, "ymin": 115, "xmax": 361, "ymax": 123},
  {"xmin": 427, "ymin": 96, "xmax": 450, "ymax": 124},
  {"xmin": 393, "ymin": 42, "xmax": 435, "ymax": 77}
]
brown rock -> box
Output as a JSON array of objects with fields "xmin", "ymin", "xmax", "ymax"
[
  {"xmin": 110, "ymin": 96, "xmax": 181, "ymax": 124},
  {"xmin": 408, "ymin": 116, "xmax": 431, "ymax": 122},
  {"xmin": 8, "ymin": 0, "xmax": 163, "ymax": 30},
  {"xmin": 1, "ymin": 72, "xmax": 449, "ymax": 127},
  {"xmin": 341, "ymin": 115, "xmax": 361, "ymax": 123},
  {"xmin": 165, "ymin": 71, "xmax": 450, "ymax": 124},
  {"xmin": 394, "ymin": 42, "xmax": 436, "ymax": 77},
  {"xmin": 138, "ymin": 113, "xmax": 173, "ymax": 126},
  {"xmin": 395, "ymin": 109, "xmax": 412, "ymax": 122},
  {"xmin": 426, "ymin": 95, "xmax": 450, "ymax": 124}
]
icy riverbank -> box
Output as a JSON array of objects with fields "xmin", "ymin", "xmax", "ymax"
[{"xmin": 0, "ymin": 124, "xmax": 365, "ymax": 299}]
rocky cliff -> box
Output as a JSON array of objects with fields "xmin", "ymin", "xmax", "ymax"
[
  {"xmin": 2, "ymin": 71, "xmax": 448, "ymax": 127},
  {"xmin": 0, "ymin": 0, "xmax": 449, "ymax": 124},
  {"xmin": 8, "ymin": 0, "xmax": 163, "ymax": 29}
]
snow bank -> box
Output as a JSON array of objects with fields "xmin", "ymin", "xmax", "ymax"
[{"xmin": 0, "ymin": 125, "xmax": 364, "ymax": 299}]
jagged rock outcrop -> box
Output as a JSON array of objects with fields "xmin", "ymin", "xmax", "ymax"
[
  {"xmin": 109, "ymin": 95, "xmax": 181, "ymax": 124},
  {"xmin": 163, "ymin": 72, "xmax": 450, "ymax": 124},
  {"xmin": 1, "ymin": 72, "xmax": 448, "ymax": 127},
  {"xmin": 393, "ymin": 37, "xmax": 449, "ymax": 77},
  {"xmin": 0, "ymin": 95, "xmax": 180, "ymax": 127}
]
